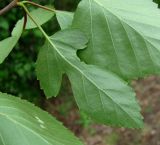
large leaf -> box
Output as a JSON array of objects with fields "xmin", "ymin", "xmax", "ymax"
[
  {"xmin": 0, "ymin": 92, "xmax": 83, "ymax": 145},
  {"xmin": 72, "ymin": 0, "xmax": 160, "ymax": 80},
  {"xmin": 56, "ymin": 10, "xmax": 74, "ymax": 30},
  {"xmin": 36, "ymin": 29, "xmax": 143, "ymax": 128},
  {"xmin": 0, "ymin": 7, "xmax": 54, "ymax": 64}
]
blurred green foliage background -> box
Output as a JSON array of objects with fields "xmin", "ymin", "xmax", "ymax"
[{"xmin": 154, "ymin": 0, "xmax": 160, "ymax": 7}]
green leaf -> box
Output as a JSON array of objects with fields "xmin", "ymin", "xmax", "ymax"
[
  {"xmin": 56, "ymin": 10, "xmax": 74, "ymax": 29},
  {"xmin": 36, "ymin": 41, "xmax": 63, "ymax": 98},
  {"xmin": 36, "ymin": 29, "xmax": 143, "ymax": 128},
  {"xmin": 0, "ymin": 20, "xmax": 23, "ymax": 64},
  {"xmin": 0, "ymin": 92, "xmax": 83, "ymax": 145},
  {"xmin": 72, "ymin": 0, "xmax": 160, "ymax": 80},
  {"xmin": 26, "ymin": 7, "xmax": 54, "ymax": 29},
  {"xmin": 0, "ymin": 7, "xmax": 54, "ymax": 64},
  {"xmin": 36, "ymin": 29, "xmax": 87, "ymax": 98}
]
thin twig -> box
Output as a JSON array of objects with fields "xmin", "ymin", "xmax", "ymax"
[
  {"xmin": 0, "ymin": 0, "xmax": 18, "ymax": 16},
  {"xmin": 21, "ymin": 1, "xmax": 55, "ymax": 13},
  {"xmin": 18, "ymin": 3, "xmax": 49, "ymax": 39},
  {"xmin": 23, "ymin": 11, "xmax": 27, "ymax": 30}
]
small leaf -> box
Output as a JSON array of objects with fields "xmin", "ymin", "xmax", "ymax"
[
  {"xmin": 26, "ymin": 7, "xmax": 54, "ymax": 29},
  {"xmin": 36, "ymin": 41, "xmax": 63, "ymax": 98},
  {"xmin": 0, "ymin": 20, "xmax": 23, "ymax": 64},
  {"xmin": 37, "ymin": 29, "xmax": 143, "ymax": 128},
  {"xmin": 56, "ymin": 10, "xmax": 74, "ymax": 29},
  {"xmin": 0, "ymin": 92, "xmax": 84, "ymax": 145},
  {"xmin": 0, "ymin": 7, "xmax": 54, "ymax": 64}
]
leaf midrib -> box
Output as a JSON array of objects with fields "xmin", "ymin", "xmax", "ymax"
[
  {"xmin": 49, "ymin": 36, "xmax": 140, "ymax": 126},
  {"xmin": 0, "ymin": 133, "xmax": 6, "ymax": 145},
  {"xmin": 94, "ymin": 0, "xmax": 160, "ymax": 54},
  {"xmin": 0, "ymin": 104, "xmax": 68, "ymax": 145},
  {"xmin": 90, "ymin": 0, "xmax": 158, "ymax": 75},
  {"xmin": 0, "ymin": 112, "xmax": 55, "ymax": 145}
]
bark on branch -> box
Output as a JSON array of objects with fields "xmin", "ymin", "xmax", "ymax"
[{"xmin": 0, "ymin": 0, "xmax": 18, "ymax": 16}]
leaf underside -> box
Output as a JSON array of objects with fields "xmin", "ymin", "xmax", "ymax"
[
  {"xmin": 2, "ymin": 0, "xmax": 157, "ymax": 130},
  {"xmin": 37, "ymin": 29, "xmax": 143, "ymax": 128},
  {"xmin": 0, "ymin": 92, "xmax": 83, "ymax": 145},
  {"xmin": 26, "ymin": 7, "xmax": 54, "ymax": 29},
  {"xmin": 56, "ymin": 10, "xmax": 74, "ymax": 30},
  {"xmin": 72, "ymin": 0, "xmax": 160, "ymax": 80}
]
